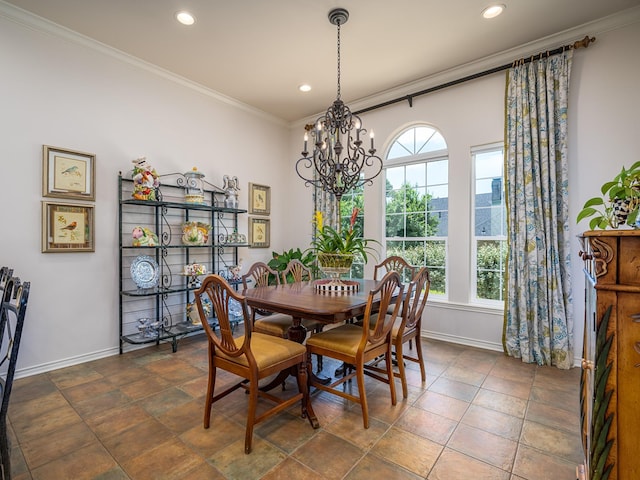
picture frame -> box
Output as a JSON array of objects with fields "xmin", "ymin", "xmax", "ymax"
[
  {"xmin": 43, "ymin": 145, "xmax": 96, "ymax": 201},
  {"xmin": 248, "ymin": 183, "xmax": 270, "ymax": 215},
  {"xmin": 42, "ymin": 202, "xmax": 95, "ymax": 253},
  {"xmin": 248, "ymin": 217, "xmax": 270, "ymax": 248}
]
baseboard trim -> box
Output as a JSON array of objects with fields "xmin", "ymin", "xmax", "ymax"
[
  {"xmin": 423, "ymin": 331, "xmax": 583, "ymax": 368},
  {"xmin": 422, "ymin": 330, "xmax": 504, "ymax": 353},
  {"xmin": 15, "ymin": 347, "xmax": 120, "ymax": 379}
]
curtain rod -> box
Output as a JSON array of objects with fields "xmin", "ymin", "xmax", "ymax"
[{"xmin": 354, "ymin": 35, "xmax": 596, "ymax": 116}]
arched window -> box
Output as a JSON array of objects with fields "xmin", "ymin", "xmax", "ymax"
[{"xmin": 384, "ymin": 125, "xmax": 448, "ymax": 296}]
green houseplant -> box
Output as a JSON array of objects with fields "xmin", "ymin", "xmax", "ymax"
[
  {"xmin": 267, "ymin": 247, "xmax": 316, "ymax": 283},
  {"xmin": 309, "ymin": 208, "xmax": 378, "ymax": 272},
  {"xmin": 577, "ymin": 161, "xmax": 640, "ymax": 229}
]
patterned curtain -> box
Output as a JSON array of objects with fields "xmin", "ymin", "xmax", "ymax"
[
  {"xmin": 503, "ymin": 50, "xmax": 574, "ymax": 369},
  {"xmin": 312, "ymin": 186, "xmax": 338, "ymax": 230}
]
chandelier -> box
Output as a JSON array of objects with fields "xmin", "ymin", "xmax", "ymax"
[{"xmin": 295, "ymin": 8, "xmax": 383, "ymax": 202}]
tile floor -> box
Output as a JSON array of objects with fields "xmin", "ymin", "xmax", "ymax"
[{"xmin": 7, "ymin": 334, "xmax": 583, "ymax": 479}]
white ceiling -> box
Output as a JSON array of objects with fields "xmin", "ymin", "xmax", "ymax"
[{"xmin": 3, "ymin": 0, "xmax": 640, "ymax": 123}]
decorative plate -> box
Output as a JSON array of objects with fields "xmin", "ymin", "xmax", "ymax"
[{"xmin": 130, "ymin": 255, "xmax": 159, "ymax": 289}]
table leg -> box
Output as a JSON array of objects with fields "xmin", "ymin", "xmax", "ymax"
[{"xmin": 288, "ymin": 317, "xmax": 331, "ymax": 385}]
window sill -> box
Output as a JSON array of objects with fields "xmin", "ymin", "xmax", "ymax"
[{"xmin": 426, "ymin": 298, "xmax": 504, "ymax": 315}]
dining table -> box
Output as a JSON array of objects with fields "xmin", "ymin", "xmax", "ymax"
[
  {"xmin": 242, "ymin": 278, "xmax": 398, "ymax": 390},
  {"xmin": 242, "ymin": 278, "xmax": 386, "ymax": 342}
]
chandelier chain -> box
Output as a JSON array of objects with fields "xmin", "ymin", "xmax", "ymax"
[{"xmin": 336, "ymin": 20, "xmax": 341, "ymax": 100}]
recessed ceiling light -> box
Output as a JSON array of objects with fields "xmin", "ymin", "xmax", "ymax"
[
  {"xmin": 298, "ymin": 84, "xmax": 312, "ymax": 92},
  {"xmin": 481, "ymin": 4, "xmax": 505, "ymax": 19},
  {"xmin": 176, "ymin": 11, "xmax": 196, "ymax": 26}
]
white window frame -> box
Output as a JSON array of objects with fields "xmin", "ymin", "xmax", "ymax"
[
  {"xmin": 383, "ymin": 125, "xmax": 449, "ymax": 299},
  {"xmin": 471, "ymin": 143, "xmax": 506, "ymax": 308}
]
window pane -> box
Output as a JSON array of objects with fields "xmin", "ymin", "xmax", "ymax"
[
  {"xmin": 473, "ymin": 146, "xmax": 506, "ymax": 302},
  {"xmin": 386, "ymin": 167, "xmax": 404, "ymax": 190},
  {"xmin": 427, "ymin": 185, "xmax": 448, "ymax": 201},
  {"xmin": 385, "ymin": 126, "xmax": 448, "ymax": 297},
  {"xmin": 386, "ymin": 214, "xmax": 405, "ymax": 237},
  {"xmin": 427, "ymin": 159, "xmax": 448, "ymax": 184},
  {"xmin": 405, "ymin": 163, "xmax": 426, "ymax": 187},
  {"xmin": 406, "ymin": 213, "xmax": 426, "ymax": 237}
]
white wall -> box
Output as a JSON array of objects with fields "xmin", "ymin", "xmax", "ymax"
[
  {"xmin": 286, "ymin": 13, "xmax": 640, "ymax": 364},
  {"xmin": 0, "ymin": 10, "xmax": 291, "ymax": 376}
]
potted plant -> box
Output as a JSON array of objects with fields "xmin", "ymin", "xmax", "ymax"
[
  {"xmin": 268, "ymin": 247, "xmax": 316, "ymax": 283},
  {"xmin": 309, "ymin": 208, "xmax": 378, "ymax": 274},
  {"xmin": 577, "ymin": 161, "xmax": 640, "ymax": 229}
]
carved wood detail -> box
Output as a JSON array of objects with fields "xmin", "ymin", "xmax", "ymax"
[{"xmin": 590, "ymin": 237, "xmax": 614, "ymax": 278}]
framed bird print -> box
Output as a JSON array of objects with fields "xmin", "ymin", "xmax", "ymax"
[
  {"xmin": 248, "ymin": 183, "xmax": 270, "ymax": 215},
  {"xmin": 248, "ymin": 217, "xmax": 270, "ymax": 248},
  {"xmin": 43, "ymin": 145, "xmax": 96, "ymax": 201},
  {"xmin": 42, "ymin": 202, "xmax": 95, "ymax": 252}
]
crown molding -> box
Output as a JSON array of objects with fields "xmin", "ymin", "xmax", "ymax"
[{"xmin": 0, "ymin": 0, "xmax": 288, "ymax": 127}]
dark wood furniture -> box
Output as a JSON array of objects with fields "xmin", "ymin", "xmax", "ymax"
[
  {"xmin": 578, "ymin": 230, "xmax": 640, "ymax": 480},
  {"xmin": 366, "ymin": 266, "xmax": 430, "ymax": 398},
  {"xmin": 373, "ymin": 255, "xmax": 417, "ymax": 282},
  {"xmin": 305, "ymin": 271, "xmax": 404, "ymax": 428},
  {"xmin": 195, "ymin": 274, "xmax": 317, "ymax": 453},
  {"xmin": 242, "ymin": 279, "xmax": 390, "ymax": 342}
]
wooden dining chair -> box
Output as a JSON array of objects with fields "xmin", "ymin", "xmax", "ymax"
[
  {"xmin": 243, "ymin": 261, "xmax": 321, "ymax": 342},
  {"xmin": 366, "ymin": 266, "xmax": 430, "ymax": 398},
  {"xmin": 0, "ymin": 276, "xmax": 30, "ymax": 479},
  {"xmin": 241, "ymin": 262, "xmax": 292, "ymax": 337},
  {"xmin": 373, "ymin": 255, "xmax": 417, "ymax": 282},
  {"xmin": 305, "ymin": 271, "xmax": 404, "ymax": 428},
  {"xmin": 195, "ymin": 274, "xmax": 316, "ymax": 454}
]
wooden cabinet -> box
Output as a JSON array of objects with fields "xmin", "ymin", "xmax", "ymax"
[{"xmin": 578, "ymin": 231, "xmax": 640, "ymax": 480}]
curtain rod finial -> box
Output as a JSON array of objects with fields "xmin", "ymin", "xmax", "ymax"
[{"xmin": 573, "ymin": 35, "xmax": 596, "ymax": 49}]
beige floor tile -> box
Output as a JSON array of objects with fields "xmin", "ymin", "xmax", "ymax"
[
  {"xmin": 429, "ymin": 376, "xmax": 479, "ymax": 402},
  {"xmin": 85, "ymin": 404, "xmax": 152, "ymax": 440},
  {"xmin": 210, "ymin": 437, "xmax": 287, "ymax": 480},
  {"xmin": 371, "ymin": 426, "xmax": 443, "ymax": 476},
  {"xmin": 395, "ymin": 406, "xmax": 458, "ymax": 445},
  {"xmin": 473, "ymin": 389, "xmax": 528, "ymax": 418},
  {"xmin": 441, "ymin": 364, "xmax": 487, "ymax": 387},
  {"xmin": 260, "ymin": 458, "xmax": 325, "ymax": 480},
  {"xmin": 292, "ymin": 430, "xmax": 364, "ymax": 480},
  {"xmin": 525, "ymin": 400, "xmax": 580, "ymax": 435},
  {"xmin": 461, "ymin": 404, "xmax": 523, "ymax": 441},
  {"xmin": 428, "ymin": 448, "xmax": 510, "ymax": 480},
  {"xmin": 20, "ymin": 421, "xmax": 97, "ymax": 469},
  {"xmin": 121, "ymin": 437, "xmax": 204, "ymax": 480},
  {"xmin": 345, "ymin": 453, "xmax": 423, "ymax": 480},
  {"xmin": 323, "ymin": 409, "xmax": 387, "ymax": 450},
  {"xmin": 30, "ymin": 443, "xmax": 118, "ymax": 480},
  {"xmin": 414, "ymin": 390, "xmax": 470, "ymax": 421},
  {"xmin": 179, "ymin": 413, "xmax": 245, "ymax": 457},
  {"xmin": 254, "ymin": 410, "xmax": 319, "ymax": 453},
  {"xmin": 481, "ymin": 375, "xmax": 532, "ymax": 400},
  {"xmin": 530, "ymin": 385, "xmax": 579, "ymax": 413},
  {"xmin": 512, "ymin": 444, "xmax": 578, "ymax": 479},
  {"xmin": 519, "ymin": 421, "xmax": 584, "ymax": 464},
  {"xmin": 447, "ymin": 423, "xmax": 518, "ymax": 471}
]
